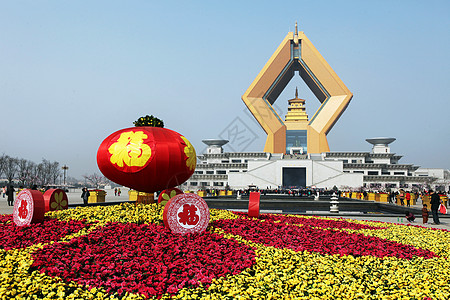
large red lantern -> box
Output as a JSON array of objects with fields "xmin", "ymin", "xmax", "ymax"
[{"xmin": 97, "ymin": 127, "xmax": 196, "ymax": 193}]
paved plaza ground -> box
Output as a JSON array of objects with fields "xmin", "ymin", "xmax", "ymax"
[{"xmin": 0, "ymin": 188, "xmax": 448, "ymax": 230}]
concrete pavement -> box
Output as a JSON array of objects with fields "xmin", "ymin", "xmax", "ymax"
[
  {"xmin": 1, "ymin": 190, "xmax": 448, "ymax": 230},
  {"xmin": 0, "ymin": 188, "xmax": 131, "ymax": 215}
]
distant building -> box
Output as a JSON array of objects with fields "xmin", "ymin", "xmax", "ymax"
[
  {"xmin": 182, "ymin": 24, "xmax": 449, "ymax": 192},
  {"xmin": 324, "ymin": 138, "xmax": 428, "ymax": 190},
  {"xmin": 183, "ymin": 138, "xmax": 448, "ymax": 192},
  {"xmin": 414, "ymin": 168, "xmax": 450, "ymax": 192}
]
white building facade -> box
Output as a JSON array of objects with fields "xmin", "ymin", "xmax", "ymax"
[{"xmin": 182, "ymin": 138, "xmax": 449, "ymax": 192}]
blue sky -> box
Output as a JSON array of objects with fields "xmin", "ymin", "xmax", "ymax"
[{"xmin": 1, "ymin": 0, "xmax": 449, "ymax": 178}]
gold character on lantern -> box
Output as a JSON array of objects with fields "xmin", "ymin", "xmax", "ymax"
[
  {"xmin": 109, "ymin": 131, "xmax": 152, "ymax": 168},
  {"xmin": 181, "ymin": 136, "xmax": 196, "ymax": 171}
]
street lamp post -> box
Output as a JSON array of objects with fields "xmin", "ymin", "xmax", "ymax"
[{"xmin": 62, "ymin": 165, "xmax": 69, "ymax": 189}]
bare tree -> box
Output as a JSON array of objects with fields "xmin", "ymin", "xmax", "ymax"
[
  {"xmin": 17, "ymin": 159, "xmax": 38, "ymax": 188},
  {"xmin": 0, "ymin": 154, "xmax": 7, "ymax": 179},
  {"xmin": 17, "ymin": 158, "xmax": 30, "ymax": 186},
  {"xmin": 4, "ymin": 156, "xmax": 18, "ymax": 184},
  {"xmin": 36, "ymin": 159, "xmax": 52, "ymax": 187},
  {"xmin": 0, "ymin": 154, "xmax": 65, "ymax": 188},
  {"xmin": 66, "ymin": 176, "xmax": 81, "ymax": 187},
  {"xmin": 423, "ymin": 177, "xmax": 438, "ymax": 191},
  {"xmin": 83, "ymin": 173, "xmax": 107, "ymax": 189},
  {"xmin": 49, "ymin": 161, "xmax": 61, "ymax": 185},
  {"xmin": 28, "ymin": 162, "xmax": 39, "ymax": 187}
]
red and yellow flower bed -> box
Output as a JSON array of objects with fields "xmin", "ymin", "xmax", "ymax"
[{"xmin": 1, "ymin": 203, "xmax": 450, "ymax": 299}]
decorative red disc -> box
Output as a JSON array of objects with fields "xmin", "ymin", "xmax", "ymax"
[
  {"xmin": 158, "ymin": 188, "xmax": 183, "ymax": 206},
  {"xmin": 13, "ymin": 189, "xmax": 45, "ymax": 226},
  {"xmin": 248, "ymin": 192, "xmax": 260, "ymax": 218},
  {"xmin": 43, "ymin": 189, "xmax": 68, "ymax": 212},
  {"xmin": 163, "ymin": 193, "xmax": 210, "ymax": 235}
]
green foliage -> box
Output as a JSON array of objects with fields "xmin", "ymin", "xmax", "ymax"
[{"xmin": 133, "ymin": 115, "xmax": 164, "ymax": 128}]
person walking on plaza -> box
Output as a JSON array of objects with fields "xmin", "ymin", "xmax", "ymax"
[
  {"xmin": 422, "ymin": 204, "xmax": 429, "ymax": 224},
  {"xmin": 81, "ymin": 188, "xmax": 90, "ymax": 205},
  {"xmin": 114, "ymin": 188, "xmax": 118, "ymax": 196},
  {"xmin": 417, "ymin": 191, "xmax": 422, "ymax": 204},
  {"xmin": 405, "ymin": 191, "xmax": 411, "ymax": 207},
  {"xmin": 6, "ymin": 184, "xmax": 15, "ymax": 206},
  {"xmin": 389, "ymin": 191, "xmax": 394, "ymax": 203},
  {"xmin": 430, "ymin": 190, "xmax": 441, "ymax": 225},
  {"xmin": 118, "ymin": 188, "xmax": 121, "ymax": 196},
  {"xmin": 398, "ymin": 190, "xmax": 405, "ymax": 206},
  {"xmin": 2, "ymin": 186, "xmax": 6, "ymax": 198}
]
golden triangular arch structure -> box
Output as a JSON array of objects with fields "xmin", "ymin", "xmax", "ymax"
[{"xmin": 242, "ymin": 28, "xmax": 353, "ymax": 154}]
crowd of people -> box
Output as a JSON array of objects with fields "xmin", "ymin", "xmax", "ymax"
[
  {"xmin": 353, "ymin": 189, "xmax": 448, "ymax": 225},
  {"xmin": 391, "ymin": 189, "xmax": 446, "ymax": 225},
  {"xmin": 199, "ymin": 187, "xmax": 340, "ymax": 198},
  {"xmin": 203, "ymin": 187, "xmax": 449, "ymax": 226},
  {"xmin": 1, "ymin": 185, "xmax": 15, "ymax": 206},
  {"xmin": 1, "ymin": 184, "xmax": 96, "ymax": 207},
  {"xmin": 2, "ymin": 183, "xmax": 448, "ymax": 225},
  {"xmin": 402, "ymin": 191, "xmax": 443, "ymax": 225}
]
